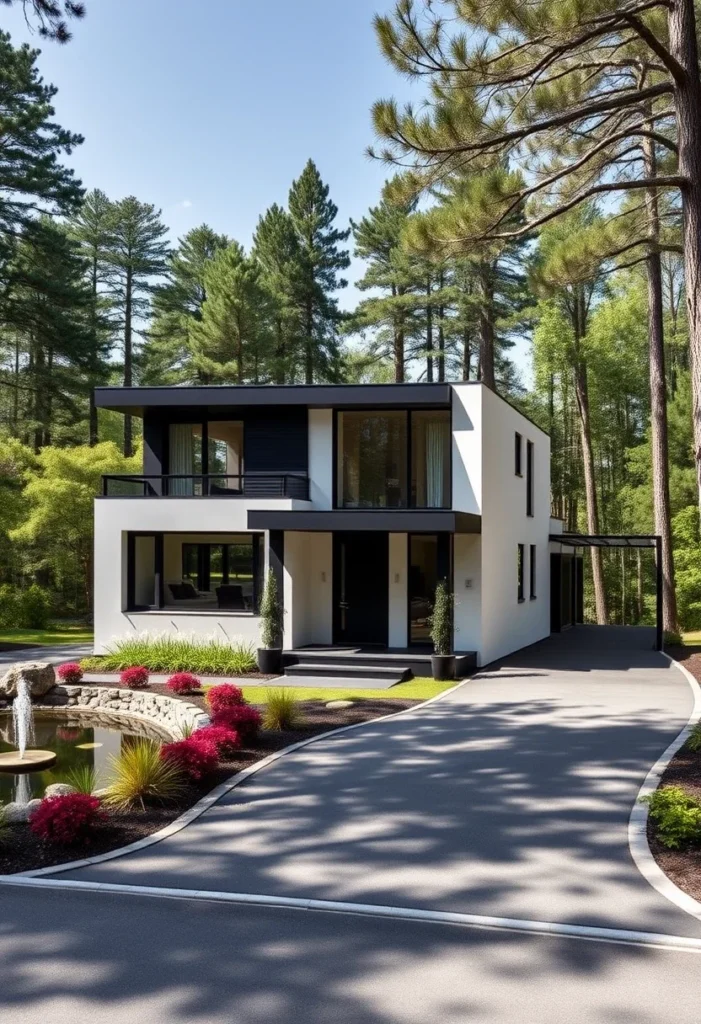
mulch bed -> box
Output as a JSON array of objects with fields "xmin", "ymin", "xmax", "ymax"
[
  {"xmin": 643, "ymin": 643, "xmax": 701, "ymax": 902},
  {"xmin": 0, "ymin": 696, "xmax": 418, "ymax": 875}
]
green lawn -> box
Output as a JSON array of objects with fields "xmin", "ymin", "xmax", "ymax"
[
  {"xmin": 682, "ymin": 631, "xmax": 701, "ymax": 645},
  {"xmin": 228, "ymin": 677, "xmax": 460, "ymax": 704},
  {"xmin": 0, "ymin": 624, "xmax": 94, "ymax": 646}
]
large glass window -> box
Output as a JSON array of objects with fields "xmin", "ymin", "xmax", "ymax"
[
  {"xmin": 208, "ymin": 421, "xmax": 244, "ymax": 493},
  {"xmin": 339, "ymin": 411, "xmax": 407, "ymax": 508},
  {"xmin": 411, "ymin": 410, "xmax": 450, "ymax": 508},
  {"xmin": 168, "ymin": 421, "xmax": 243, "ymax": 495},
  {"xmin": 409, "ymin": 535, "xmax": 439, "ymax": 644},
  {"xmin": 168, "ymin": 424, "xmax": 204, "ymax": 495}
]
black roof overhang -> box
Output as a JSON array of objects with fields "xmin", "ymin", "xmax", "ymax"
[
  {"xmin": 94, "ymin": 383, "xmax": 453, "ymax": 417},
  {"xmin": 551, "ymin": 533, "xmax": 659, "ymax": 549},
  {"xmin": 247, "ymin": 510, "xmax": 481, "ymax": 533}
]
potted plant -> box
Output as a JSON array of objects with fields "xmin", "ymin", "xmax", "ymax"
[
  {"xmin": 429, "ymin": 579, "xmax": 455, "ymax": 681},
  {"xmin": 257, "ymin": 567, "xmax": 283, "ymax": 674}
]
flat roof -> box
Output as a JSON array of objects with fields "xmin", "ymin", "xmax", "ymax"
[{"xmin": 551, "ymin": 534, "xmax": 659, "ymax": 549}]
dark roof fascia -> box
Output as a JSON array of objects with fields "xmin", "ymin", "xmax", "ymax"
[
  {"xmin": 551, "ymin": 533, "xmax": 659, "ymax": 548},
  {"xmin": 247, "ymin": 509, "xmax": 482, "ymax": 534},
  {"xmin": 94, "ymin": 383, "xmax": 453, "ymax": 416}
]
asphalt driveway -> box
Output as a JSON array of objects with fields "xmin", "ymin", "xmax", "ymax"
[{"xmin": 51, "ymin": 625, "xmax": 700, "ymax": 937}]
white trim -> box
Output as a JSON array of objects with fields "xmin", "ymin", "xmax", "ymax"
[
  {"xmin": 8, "ymin": 677, "xmax": 470, "ymax": 879},
  {"xmin": 628, "ymin": 653, "xmax": 701, "ymax": 920},
  {"xmin": 1, "ymin": 876, "xmax": 701, "ymax": 953}
]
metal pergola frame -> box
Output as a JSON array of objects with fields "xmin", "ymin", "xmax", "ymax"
[{"xmin": 549, "ymin": 534, "xmax": 663, "ymax": 651}]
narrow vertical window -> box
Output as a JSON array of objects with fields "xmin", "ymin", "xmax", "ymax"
[
  {"xmin": 526, "ymin": 440, "xmax": 534, "ymax": 516},
  {"xmin": 530, "ymin": 544, "xmax": 536, "ymax": 599},
  {"xmin": 515, "ymin": 432, "xmax": 522, "ymax": 476},
  {"xmin": 517, "ymin": 544, "xmax": 525, "ymax": 602}
]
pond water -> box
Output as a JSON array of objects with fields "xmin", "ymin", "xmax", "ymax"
[{"xmin": 0, "ymin": 712, "xmax": 165, "ymax": 803}]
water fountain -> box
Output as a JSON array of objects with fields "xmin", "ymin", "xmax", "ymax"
[{"xmin": 0, "ymin": 668, "xmax": 57, "ymax": 774}]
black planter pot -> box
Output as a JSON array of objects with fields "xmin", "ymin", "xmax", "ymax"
[
  {"xmin": 257, "ymin": 648, "xmax": 282, "ymax": 675},
  {"xmin": 431, "ymin": 654, "xmax": 455, "ymax": 682}
]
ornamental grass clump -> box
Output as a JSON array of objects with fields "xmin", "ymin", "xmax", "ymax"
[
  {"xmin": 29, "ymin": 794, "xmax": 104, "ymax": 846},
  {"xmin": 194, "ymin": 724, "xmax": 240, "ymax": 758},
  {"xmin": 263, "ymin": 688, "xmax": 303, "ymax": 732},
  {"xmin": 167, "ymin": 672, "xmax": 201, "ymax": 695},
  {"xmin": 160, "ymin": 737, "xmax": 219, "ymax": 780},
  {"xmin": 57, "ymin": 662, "xmax": 83, "ymax": 685},
  {"xmin": 66, "ymin": 765, "xmax": 98, "ymax": 795},
  {"xmin": 687, "ymin": 721, "xmax": 701, "ymax": 753},
  {"xmin": 645, "ymin": 786, "xmax": 701, "ymax": 849},
  {"xmin": 106, "ymin": 740, "xmax": 186, "ymax": 810},
  {"xmin": 102, "ymin": 632, "xmax": 256, "ymax": 675},
  {"xmin": 120, "ymin": 665, "xmax": 149, "ymax": 689}
]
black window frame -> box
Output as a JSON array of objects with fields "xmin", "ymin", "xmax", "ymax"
[
  {"xmin": 526, "ymin": 440, "xmax": 534, "ymax": 517},
  {"xmin": 165, "ymin": 417, "xmax": 245, "ymax": 494},
  {"xmin": 530, "ymin": 544, "xmax": 537, "ymax": 600},
  {"xmin": 333, "ymin": 407, "xmax": 452, "ymax": 510},
  {"xmin": 517, "ymin": 543, "xmax": 525, "ymax": 602},
  {"xmin": 515, "ymin": 432, "xmax": 523, "ymax": 476}
]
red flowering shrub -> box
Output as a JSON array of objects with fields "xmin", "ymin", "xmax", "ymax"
[
  {"xmin": 30, "ymin": 794, "xmax": 104, "ymax": 846},
  {"xmin": 56, "ymin": 726, "xmax": 82, "ymax": 743},
  {"xmin": 57, "ymin": 662, "xmax": 83, "ymax": 685},
  {"xmin": 212, "ymin": 704, "xmax": 262, "ymax": 742},
  {"xmin": 167, "ymin": 672, "xmax": 201, "ymax": 695},
  {"xmin": 194, "ymin": 724, "xmax": 240, "ymax": 757},
  {"xmin": 120, "ymin": 666, "xmax": 149, "ymax": 689},
  {"xmin": 160, "ymin": 737, "xmax": 218, "ymax": 780},
  {"xmin": 206, "ymin": 683, "xmax": 244, "ymax": 714}
]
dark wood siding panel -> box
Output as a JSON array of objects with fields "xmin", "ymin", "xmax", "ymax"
[{"xmin": 244, "ymin": 407, "xmax": 308, "ymax": 473}]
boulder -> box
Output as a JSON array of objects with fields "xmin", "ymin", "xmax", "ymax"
[
  {"xmin": 0, "ymin": 661, "xmax": 56, "ymax": 699},
  {"xmin": 44, "ymin": 783, "xmax": 77, "ymax": 798},
  {"xmin": 325, "ymin": 699, "xmax": 354, "ymax": 709},
  {"xmin": 3, "ymin": 798, "xmax": 41, "ymax": 823}
]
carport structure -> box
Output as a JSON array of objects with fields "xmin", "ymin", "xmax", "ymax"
[{"xmin": 550, "ymin": 533, "xmax": 663, "ymax": 652}]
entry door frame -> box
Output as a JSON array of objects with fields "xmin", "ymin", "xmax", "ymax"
[
  {"xmin": 332, "ymin": 532, "xmax": 389, "ymax": 646},
  {"xmin": 407, "ymin": 532, "xmax": 452, "ymax": 648}
]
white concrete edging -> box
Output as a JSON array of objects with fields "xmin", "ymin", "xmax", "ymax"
[
  {"xmin": 9, "ymin": 676, "xmax": 470, "ymax": 879},
  {"xmin": 628, "ymin": 652, "xmax": 701, "ymax": 921}
]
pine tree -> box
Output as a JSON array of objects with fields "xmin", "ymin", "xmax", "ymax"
[
  {"xmin": 103, "ymin": 197, "xmax": 170, "ymax": 455},
  {"xmin": 68, "ymin": 188, "xmax": 115, "ymax": 445},
  {"xmin": 288, "ymin": 160, "xmax": 350, "ymax": 383},
  {"xmin": 0, "ymin": 31, "xmax": 83, "ymax": 259},
  {"xmin": 251, "ymin": 204, "xmax": 301, "ymax": 384},
  {"xmin": 190, "ymin": 243, "xmax": 268, "ymax": 384},
  {"xmin": 1, "ymin": 2, "xmax": 86, "ymax": 42},
  {"xmin": 146, "ymin": 224, "xmax": 229, "ymax": 385}
]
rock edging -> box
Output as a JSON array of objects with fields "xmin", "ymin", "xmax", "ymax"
[{"xmin": 35, "ymin": 684, "xmax": 210, "ymax": 740}]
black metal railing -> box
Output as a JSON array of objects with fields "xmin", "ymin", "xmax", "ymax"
[{"xmin": 102, "ymin": 474, "xmax": 310, "ymax": 500}]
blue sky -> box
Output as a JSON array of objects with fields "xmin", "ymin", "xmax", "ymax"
[{"xmin": 2, "ymin": 0, "xmax": 422, "ymax": 310}]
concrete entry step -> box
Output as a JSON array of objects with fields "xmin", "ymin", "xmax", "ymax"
[{"xmin": 284, "ymin": 662, "xmax": 410, "ymax": 684}]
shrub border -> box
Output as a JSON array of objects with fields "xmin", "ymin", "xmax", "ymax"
[
  {"xmin": 627, "ymin": 653, "xmax": 701, "ymax": 922},
  {"xmin": 7, "ymin": 676, "xmax": 471, "ymax": 879}
]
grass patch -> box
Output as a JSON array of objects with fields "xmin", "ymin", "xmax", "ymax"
[
  {"xmin": 93, "ymin": 633, "xmax": 257, "ymax": 675},
  {"xmin": 0, "ymin": 624, "xmax": 93, "ymax": 646},
  {"xmin": 682, "ymin": 630, "xmax": 701, "ymax": 645},
  {"xmin": 215, "ymin": 677, "xmax": 459, "ymax": 704}
]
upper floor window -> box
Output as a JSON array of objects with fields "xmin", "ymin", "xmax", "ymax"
[
  {"xmin": 515, "ymin": 432, "xmax": 523, "ymax": 476},
  {"xmin": 169, "ymin": 420, "xmax": 243, "ymax": 495},
  {"xmin": 526, "ymin": 440, "xmax": 534, "ymax": 517},
  {"xmin": 337, "ymin": 409, "xmax": 450, "ymax": 509}
]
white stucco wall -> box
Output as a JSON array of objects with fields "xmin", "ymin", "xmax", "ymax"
[
  {"xmin": 477, "ymin": 387, "xmax": 551, "ymax": 666},
  {"xmin": 451, "ymin": 384, "xmax": 483, "ymax": 515},
  {"xmin": 388, "ymin": 533, "xmax": 408, "ymax": 648},
  {"xmin": 308, "ymin": 408, "xmax": 333, "ymax": 509},
  {"xmin": 453, "ymin": 534, "xmax": 482, "ymax": 654},
  {"xmin": 282, "ymin": 531, "xmax": 333, "ymax": 648}
]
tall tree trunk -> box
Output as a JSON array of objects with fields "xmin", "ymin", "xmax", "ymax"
[
  {"xmin": 12, "ymin": 335, "xmax": 19, "ymax": 435},
  {"xmin": 462, "ymin": 326, "xmax": 471, "ymax": 380},
  {"xmin": 669, "ymin": 0, "xmax": 701, "ymax": 525},
  {"xmin": 89, "ymin": 253, "xmax": 99, "ymax": 446},
  {"xmin": 637, "ymin": 548, "xmax": 644, "ymax": 623},
  {"xmin": 392, "ymin": 284, "xmax": 404, "ymax": 382},
  {"xmin": 643, "ymin": 127, "xmax": 679, "ymax": 631},
  {"xmin": 33, "ymin": 343, "xmax": 44, "ymax": 454},
  {"xmin": 437, "ymin": 271, "xmax": 445, "ymax": 382},
  {"xmin": 305, "ymin": 298, "xmax": 314, "ymax": 384},
  {"xmin": 572, "ymin": 289, "xmax": 608, "ymax": 624},
  {"xmin": 425, "ymin": 279, "xmax": 433, "ymax": 383},
  {"xmin": 478, "ymin": 265, "xmax": 496, "ymax": 390},
  {"xmin": 123, "ymin": 267, "xmax": 133, "ymax": 457}
]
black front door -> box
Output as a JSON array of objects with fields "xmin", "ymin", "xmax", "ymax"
[{"xmin": 333, "ymin": 532, "xmax": 388, "ymax": 645}]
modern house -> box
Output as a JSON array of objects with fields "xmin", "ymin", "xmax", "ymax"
[{"xmin": 92, "ymin": 381, "xmax": 563, "ymax": 675}]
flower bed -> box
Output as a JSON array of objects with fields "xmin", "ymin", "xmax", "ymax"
[
  {"xmin": 83, "ymin": 633, "xmax": 257, "ymax": 676},
  {"xmin": 0, "ymin": 694, "xmax": 420, "ymax": 874}
]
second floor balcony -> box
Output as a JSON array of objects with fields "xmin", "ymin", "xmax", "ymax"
[{"xmin": 102, "ymin": 473, "xmax": 310, "ymax": 500}]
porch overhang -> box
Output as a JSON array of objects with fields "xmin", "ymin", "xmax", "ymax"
[{"xmin": 247, "ymin": 509, "xmax": 481, "ymax": 533}]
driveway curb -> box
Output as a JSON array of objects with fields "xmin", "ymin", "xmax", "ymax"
[{"xmin": 628, "ymin": 653, "xmax": 701, "ymax": 921}]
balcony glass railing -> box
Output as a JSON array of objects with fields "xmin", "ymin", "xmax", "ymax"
[{"xmin": 101, "ymin": 474, "xmax": 309, "ymax": 500}]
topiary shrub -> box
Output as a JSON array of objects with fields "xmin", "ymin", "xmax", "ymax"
[
  {"xmin": 212, "ymin": 704, "xmax": 262, "ymax": 743},
  {"xmin": 194, "ymin": 724, "xmax": 240, "ymax": 758},
  {"xmin": 645, "ymin": 785, "xmax": 701, "ymax": 848},
  {"xmin": 29, "ymin": 793, "xmax": 104, "ymax": 845},
  {"xmin": 429, "ymin": 580, "xmax": 453, "ymax": 655},
  {"xmin": 260, "ymin": 567, "xmax": 283, "ymax": 648},
  {"xmin": 207, "ymin": 683, "xmax": 245, "ymax": 715},
  {"xmin": 120, "ymin": 665, "xmax": 149, "ymax": 689},
  {"xmin": 167, "ymin": 672, "xmax": 201, "ymax": 695},
  {"xmin": 160, "ymin": 737, "xmax": 219, "ymax": 780},
  {"xmin": 57, "ymin": 662, "xmax": 84, "ymax": 685}
]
